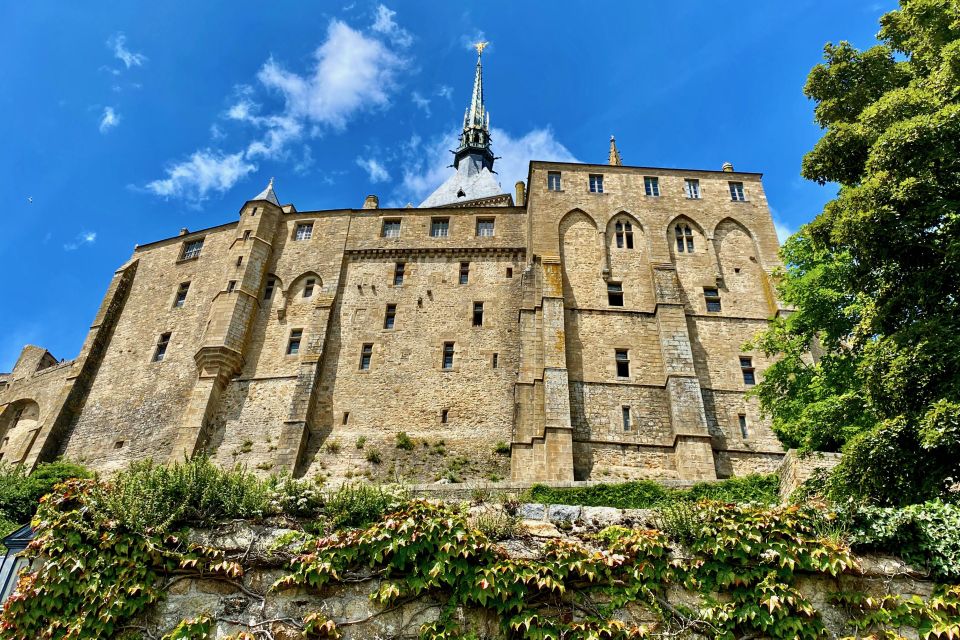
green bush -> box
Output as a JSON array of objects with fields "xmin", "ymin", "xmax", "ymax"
[
  {"xmin": 323, "ymin": 481, "xmax": 407, "ymax": 529},
  {"xmin": 265, "ymin": 473, "xmax": 325, "ymax": 518},
  {"xmin": 0, "ymin": 460, "xmax": 92, "ymax": 526},
  {"xmin": 395, "ymin": 432, "xmax": 415, "ymax": 450},
  {"xmin": 366, "ymin": 448, "xmax": 382, "ymax": 464},
  {"xmin": 685, "ymin": 473, "xmax": 780, "ymax": 504},
  {"xmin": 493, "ymin": 441, "xmax": 511, "ymax": 455},
  {"xmin": 355, "ymin": 436, "xmax": 366, "ymax": 449}
]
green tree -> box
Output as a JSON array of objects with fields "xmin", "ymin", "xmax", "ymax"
[{"xmin": 753, "ymin": 0, "xmax": 960, "ymax": 505}]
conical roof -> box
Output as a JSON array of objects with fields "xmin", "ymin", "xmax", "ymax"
[{"xmin": 251, "ymin": 178, "xmax": 280, "ymax": 206}]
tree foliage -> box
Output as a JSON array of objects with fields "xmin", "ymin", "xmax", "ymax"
[{"xmin": 752, "ymin": 0, "xmax": 960, "ymax": 505}]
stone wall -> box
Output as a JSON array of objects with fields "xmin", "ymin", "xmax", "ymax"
[{"xmin": 778, "ymin": 448, "xmax": 844, "ymax": 499}]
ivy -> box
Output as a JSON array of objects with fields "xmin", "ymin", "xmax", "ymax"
[{"xmin": 832, "ymin": 585, "xmax": 960, "ymax": 639}]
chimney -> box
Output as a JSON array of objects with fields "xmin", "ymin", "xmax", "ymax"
[
  {"xmin": 362, "ymin": 194, "xmax": 379, "ymax": 209},
  {"xmin": 515, "ymin": 181, "xmax": 526, "ymax": 206},
  {"xmin": 179, "ymin": 228, "xmax": 189, "ymax": 236},
  {"xmin": 722, "ymin": 162, "xmax": 734, "ymax": 172}
]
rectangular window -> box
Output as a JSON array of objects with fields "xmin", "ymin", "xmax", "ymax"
[
  {"xmin": 615, "ymin": 349, "xmax": 630, "ymax": 378},
  {"xmin": 236, "ymin": 255, "xmax": 243, "ymax": 267},
  {"xmin": 382, "ymin": 219, "xmax": 401, "ymax": 238},
  {"xmin": 476, "ymin": 218, "xmax": 495, "ymax": 237},
  {"xmin": 739, "ymin": 414, "xmax": 749, "ymax": 438},
  {"xmin": 251, "ymin": 207, "xmax": 258, "ymax": 216},
  {"xmin": 264, "ymin": 277, "xmax": 276, "ymax": 300},
  {"xmin": 359, "ymin": 343, "xmax": 373, "ymax": 370},
  {"xmin": 547, "ymin": 171, "xmax": 562, "ymax": 191},
  {"xmin": 243, "ymin": 230, "xmax": 251, "ymax": 241},
  {"xmin": 173, "ymin": 282, "xmax": 190, "ymax": 308},
  {"xmin": 342, "ymin": 412, "xmax": 350, "ymax": 425},
  {"xmin": 506, "ymin": 267, "xmax": 513, "ymax": 278},
  {"xmin": 303, "ymin": 278, "xmax": 315, "ymax": 298},
  {"xmin": 607, "ymin": 282, "xmax": 624, "ymax": 307},
  {"xmin": 589, "ymin": 174, "xmax": 604, "ymax": 193},
  {"xmin": 644, "ymin": 176, "xmax": 660, "ymax": 197},
  {"xmin": 459, "ymin": 262, "xmax": 470, "ymax": 285},
  {"xmin": 740, "ymin": 357, "xmax": 756, "ymax": 385},
  {"xmin": 473, "ymin": 301, "xmax": 484, "ymax": 327},
  {"xmin": 492, "ymin": 353, "xmax": 499, "ymax": 368},
  {"xmin": 393, "ymin": 262, "xmax": 405, "ymax": 286},
  {"xmin": 226, "ymin": 280, "xmax": 237, "ymax": 293},
  {"xmin": 729, "ymin": 181, "xmax": 746, "ymax": 202},
  {"xmin": 622, "ymin": 406, "xmax": 632, "ymax": 431},
  {"xmin": 441, "ymin": 408, "xmax": 449, "ymax": 423},
  {"xmin": 684, "ymin": 179, "xmax": 701, "ymax": 199},
  {"xmin": 430, "ymin": 218, "xmax": 450, "ymax": 237},
  {"xmin": 287, "ymin": 329, "xmax": 302, "ymax": 355},
  {"xmin": 704, "ymin": 287, "xmax": 722, "ymax": 313},
  {"xmin": 384, "ymin": 303, "xmax": 397, "ymax": 329},
  {"xmin": 152, "ymin": 332, "xmax": 171, "ymax": 362},
  {"xmin": 442, "ymin": 342, "xmax": 455, "ymax": 370},
  {"xmin": 295, "ymin": 222, "xmax": 313, "ymax": 241},
  {"xmin": 181, "ymin": 239, "xmax": 204, "ymax": 260}
]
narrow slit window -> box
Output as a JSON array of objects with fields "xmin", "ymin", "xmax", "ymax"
[
  {"xmin": 738, "ymin": 414, "xmax": 749, "ymax": 438},
  {"xmin": 226, "ymin": 280, "xmax": 237, "ymax": 293},
  {"xmin": 394, "ymin": 262, "xmax": 405, "ymax": 286},
  {"xmin": 303, "ymin": 278, "xmax": 315, "ymax": 298},
  {"xmin": 547, "ymin": 171, "xmax": 561, "ymax": 191},
  {"xmin": 644, "ymin": 176, "xmax": 660, "ymax": 197},
  {"xmin": 441, "ymin": 409, "xmax": 449, "ymax": 423},
  {"xmin": 704, "ymin": 287, "xmax": 722, "ymax": 312},
  {"xmin": 589, "ymin": 174, "xmax": 604, "ymax": 193},
  {"xmin": 729, "ymin": 181, "xmax": 746, "ymax": 202},
  {"xmin": 295, "ymin": 222, "xmax": 313, "ymax": 241},
  {"xmin": 607, "ymin": 282, "xmax": 624, "ymax": 307},
  {"xmin": 476, "ymin": 218, "xmax": 495, "ymax": 237},
  {"xmin": 622, "ymin": 406, "xmax": 632, "ymax": 431},
  {"xmin": 243, "ymin": 230, "xmax": 251, "ymax": 240},
  {"xmin": 442, "ymin": 342, "xmax": 455, "ymax": 370},
  {"xmin": 473, "ymin": 301, "xmax": 484, "ymax": 327},
  {"xmin": 152, "ymin": 332, "xmax": 171, "ymax": 362},
  {"xmin": 740, "ymin": 357, "xmax": 756, "ymax": 385},
  {"xmin": 506, "ymin": 267, "xmax": 513, "ymax": 278},
  {"xmin": 382, "ymin": 219, "xmax": 401, "ymax": 238},
  {"xmin": 359, "ymin": 343, "xmax": 373, "ymax": 370},
  {"xmin": 492, "ymin": 353, "xmax": 499, "ymax": 368},
  {"xmin": 459, "ymin": 261, "xmax": 470, "ymax": 285},
  {"xmin": 615, "ymin": 349, "xmax": 630, "ymax": 378},
  {"xmin": 384, "ymin": 303, "xmax": 397, "ymax": 329},
  {"xmin": 173, "ymin": 282, "xmax": 190, "ymax": 308},
  {"xmin": 251, "ymin": 207, "xmax": 258, "ymax": 216},
  {"xmin": 236, "ymin": 255, "xmax": 243, "ymax": 267},
  {"xmin": 287, "ymin": 329, "xmax": 303, "ymax": 355},
  {"xmin": 342, "ymin": 412, "xmax": 350, "ymax": 425},
  {"xmin": 264, "ymin": 278, "xmax": 276, "ymax": 300}
]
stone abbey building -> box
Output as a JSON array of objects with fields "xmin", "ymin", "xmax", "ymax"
[{"xmin": 0, "ymin": 48, "xmax": 786, "ymax": 484}]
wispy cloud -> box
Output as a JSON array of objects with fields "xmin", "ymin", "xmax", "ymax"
[
  {"xmin": 770, "ymin": 208, "xmax": 796, "ymax": 245},
  {"xmin": 459, "ymin": 30, "xmax": 489, "ymax": 52},
  {"xmin": 411, "ymin": 91, "xmax": 431, "ymax": 116},
  {"xmin": 145, "ymin": 149, "xmax": 256, "ymax": 204},
  {"xmin": 108, "ymin": 33, "xmax": 146, "ymax": 69},
  {"xmin": 436, "ymin": 85, "xmax": 454, "ymax": 101},
  {"xmin": 64, "ymin": 231, "xmax": 97, "ymax": 251},
  {"xmin": 356, "ymin": 157, "xmax": 390, "ymax": 183},
  {"xmin": 99, "ymin": 107, "xmax": 120, "ymax": 133},
  {"xmin": 371, "ymin": 4, "xmax": 413, "ymax": 47}
]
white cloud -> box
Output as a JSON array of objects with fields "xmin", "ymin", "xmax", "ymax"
[
  {"xmin": 356, "ymin": 157, "xmax": 390, "ymax": 183},
  {"xmin": 411, "ymin": 91, "xmax": 431, "ymax": 116},
  {"xmin": 64, "ymin": 231, "xmax": 97, "ymax": 251},
  {"xmin": 773, "ymin": 218, "xmax": 795, "ymax": 245},
  {"xmin": 459, "ymin": 31, "xmax": 489, "ymax": 52},
  {"xmin": 371, "ymin": 4, "xmax": 413, "ymax": 47},
  {"xmin": 99, "ymin": 107, "xmax": 120, "ymax": 133},
  {"xmin": 145, "ymin": 149, "xmax": 256, "ymax": 203},
  {"xmin": 108, "ymin": 33, "xmax": 146, "ymax": 69},
  {"xmin": 436, "ymin": 85, "xmax": 453, "ymax": 100}
]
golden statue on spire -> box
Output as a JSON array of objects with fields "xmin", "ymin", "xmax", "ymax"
[{"xmin": 474, "ymin": 41, "xmax": 489, "ymax": 56}]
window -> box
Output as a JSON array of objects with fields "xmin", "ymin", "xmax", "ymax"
[
  {"xmin": 704, "ymin": 287, "xmax": 722, "ymax": 312},
  {"xmin": 492, "ymin": 353, "xmax": 499, "ymax": 368},
  {"xmin": 614, "ymin": 221, "xmax": 634, "ymax": 249},
  {"xmin": 382, "ymin": 219, "xmax": 401, "ymax": 238},
  {"xmin": 264, "ymin": 278, "xmax": 276, "ymax": 300},
  {"xmin": 251, "ymin": 207, "xmax": 258, "ymax": 216},
  {"xmin": 506, "ymin": 267, "xmax": 513, "ymax": 278},
  {"xmin": 236, "ymin": 255, "xmax": 243, "ymax": 267},
  {"xmin": 615, "ymin": 349, "xmax": 630, "ymax": 377},
  {"xmin": 441, "ymin": 409, "xmax": 449, "ymax": 423},
  {"xmin": 684, "ymin": 178, "xmax": 701, "ymax": 199},
  {"xmin": 295, "ymin": 222, "xmax": 313, "ymax": 241},
  {"xmin": 442, "ymin": 342, "xmax": 455, "ymax": 370},
  {"xmin": 114, "ymin": 440, "xmax": 124, "ymax": 449},
  {"xmin": 608, "ymin": 282, "xmax": 624, "ymax": 307},
  {"xmin": 622, "ymin": 406, "xmax": 632, "ymax": 431},
  {"xmin": 547, "ymin": 171, "xmax": 562, "ymax": 191},
  {"xmin": 152, "ymin": 333, "xmax": 171, "ymax": 362},
  {"xmin": 243, "ymin": 230, "xmax": 251, "ymax": 241},
  {"xmin": 173, "ymin": 282, "xmax": 190, "ymax": 308},
  {"xmin": 393, "ymin": 262, "xmax": 406, "ymax": 286},
  {"xmin": 181, "ymin": 239, "xmax": 204, "ymax": 260},
  {"xmin": 287, "ymin": 329, "xmax": 302, "ymax": 355},
  {"xmin": 473, "ymin": 301, "xmax": 484, "ymax": 327},
  {"xmin": 303, "ymin": 278, "xmax": 315, "ymax": 298},
  {"xmin": 430, "ymin": 218, "xmax": 449, "ymax": 237},
  {"xmin": 729, "ymin": 181, "xmax": 746, "ymax": 202},
  {"xmin": 739, "ymin": 414, "xmax": 749, "ymax": 438},
  {"xmin": 459, "ymin": 262, "xmax": 470, "ymax": 284},
  {"xmin": 675, "ymin": 224, "xmax": 694, "ymax": 253},
  {"xmin": 476, "ymin": 218, "xmax": 495, "ymax": 237},
  {"xmin": 342, "ymin": 412, "xmax": 350, "ymax": 425},
  {"xmin": 589, "ymin": 174, "xmax": 604, "ymax": 193},
  {"xmin": 644, "ymin": 176, "xmax": 660, "ymax": 197},
  {"xmin": 226, "ymin": 280, "xmax": 237, "ymax": 293},
  {"xmin": 384, "ymin": 303, "xmax": 397, "ymax": 329},
  {"xmin": 359, "ymin": 343, "xmax": 373, "ymax": 370},
  {"xmin": 740, "ymin": 357, "xmax": 756, "ymax": 385}
]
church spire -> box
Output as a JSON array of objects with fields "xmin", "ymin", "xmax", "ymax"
[
  {"xmin": 454, "ymin": 42, "xmax": 494, "ymax": 171},
  {"xmin": 608, "ymin": 135, "xmax": 622, "ymax": 166}
]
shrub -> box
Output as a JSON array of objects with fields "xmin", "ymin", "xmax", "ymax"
[
  {"xmin": 323, "ymin": 482, "xmax": 407, "ymax": 529},
  {"xmin": 470, "ymin": 509, "xmax": 521, "ymax": 540},
  {"xmin": 395, "ymin": 432, "xmax": 415, "ymax": 450},
  {"xmin": 685, "ymin": 473, "xmax": 779, "ymax": 504},
  {"xmin": 355, "ymin": 436, "xmax": 366, "ymax": 449},
  {"xmin": 265, "ymin": 473, "xmax": 325, "ymax": 518},
  {"xmin": 0, "ymin": 460, "xmax": 92, "ymax": 526},
  {"xmin": 493, "ymin": 441, "xmax": 511, "ymax": 455},
  {"xmin": 654, "ymin": 501, "xmax": 701, "ymax": 546},
  {"xmin": 366, "ymin": 448, "xmax": 382, "ymax": 464},
  {"xmin": 324, "ymin": 439, "xmax": 341, "ymax": 454}
]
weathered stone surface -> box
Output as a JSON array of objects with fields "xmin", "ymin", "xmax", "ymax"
[
  {"xmin": 523, "ymin": 520, "xmax": 562, "ymax": 538},
  {"xmin": 517, "ymin": 503, "xmax": 546, "ymax": 520},
  {"xmin": 547, "ymin": 503, "xmax": 581, "ymax": 523}
]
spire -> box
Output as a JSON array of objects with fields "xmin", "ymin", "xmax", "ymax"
[
  {"xmin": 453, "ymin": 42, "xmax": 494, "ymax": 171},
  {"xmin": 608, "ymin": 135, "xmax": 622, "ymax": 166},
  {"xmin": 251, "ymin": 177, "xmax": 280, "ymax": 206}
]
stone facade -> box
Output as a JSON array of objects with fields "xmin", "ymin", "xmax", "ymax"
[{"xmin": 0, "ymin": 158, "xmax": 787, "ymax": 484}]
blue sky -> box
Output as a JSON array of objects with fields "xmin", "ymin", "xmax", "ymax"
[{"xmin": 0, "ymin": 1, "xmax": 895, "ymax": 371}]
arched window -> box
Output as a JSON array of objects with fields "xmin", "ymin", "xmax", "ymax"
[
  {"xmin": 675, "ymin": 224, "xmax": 694, "ymax": 253},
  {"xmin": 614, "ymin": 221, "xmax": 634, "ymax": 249}
]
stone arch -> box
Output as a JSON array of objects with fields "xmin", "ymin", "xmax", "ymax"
[
  {"xmin": 558, "ymin": 209, "xmax": 604, "ymax": 308},
  {"xmin": 0, "ymin": 399, "xmax": 41, "ymax": 465},
  {"xmin": 286, "ymin": 271, "xmax": 323, "ymax": 303},
  {"xmin": 666, "ymin": 214, "xmax": 706, "ymax": 257},
  {"xmin": 713, "ymin": 218, "xmax": 772, "ymax": 317},
  {"xmin": 605, "ymin": 211, "xmax": 655, "ymax": 311}
]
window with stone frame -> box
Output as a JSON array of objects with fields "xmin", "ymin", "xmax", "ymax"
[
  {"xmin": 614, "ymin": 220, "xmax": 634, "ymax": 249},
  {"xmin": 644, "ymin": 176, "xmax": 660, "ymax": 197},
  {"xmin": 459, "ymin": 262, "xmax": 470, "ymax": 284},
  {"xmin": 359, "ymin": 343, "xmax": 373, "ymax": 370},
  {"xmin": 442, "ymin": 342, "xmax": 455, "ymax": 370},
  {"xmin": 287, "ymin": 329, "xmax": 303, "ymax": 355},
  {"xmin": 740, "ymin": 356, "xmax": 756, "ymax": 385},
  {"xmin": 173, "ymin": 282, "xmax": 190, "ymax": 308},
  {"xmin": 382, "ymin": 219, "xmax": 401, "ymax": 238},
  {"xmin": 384, "ymin": 303, "xmax": 397, "ymax": 329},
  {"xmin": 476, "ymin": 218, "xmax": 495, "ymax": 237},
  {"xmin": 295, "ymin": 222, "xmax": 313, "ymax": 241},
  {"xmin": 622, "ymin": 406, "xmax": 632, "ymax": 431},
  {"xmin": 684, "ymin": 178, "xmax": 701, "ymax": 199},
  {"xmin": 615, "ymin": 349, "xmax": 630, "ymax": 377},
  {"xmin": 729, "ymin": 181, "xmax": 746, "ymax": 202},
  {"xmin": 153, "ymin": 332, "xmax": 171, "ymax": 362},
  {"xmin": 303, "ymin": 278, "xmax": 316, "ymax": 298},
  {"xmin": 589, "ymin": 174, "xmax": 604, "ymax": 193},
  {"xmin": 180, "ymin": 239, "xmax": 204, "ymax": 260},
  {"xmin": 264, "ymin": 277, "xmax": 276, "ymax": 300},
  {"xmin": 703, "ymin": 287, "xmax": 722, "ymax": 312},
  {"xmin": 547, "ymin": 171, "xmax": 562, "ymax": 191},
  {"xmin": 430, "ymin": 218, "xmax": 450, "ymax": 237},
  {"xmin": 739, "ymin": 414, "xmax": 750, "ymax": 438},
  {"xmin": 394, "ymin": 262, "xmax": 406, "ymax": 286},
  {"xmin": 607, "ymin": 282, "xmax": 624, "ymax": 306},
  {"xmin": 472, "ymin": 301, "xmax": 484, "ymax": 326},
  {"xmin": 675, "ymin": 224, "xmax": 695, "ymax": 253}
]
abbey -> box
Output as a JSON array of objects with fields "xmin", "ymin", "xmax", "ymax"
[{"xmin": 0, "ymin": 49, "xmax": 785, "ymax": 484}]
